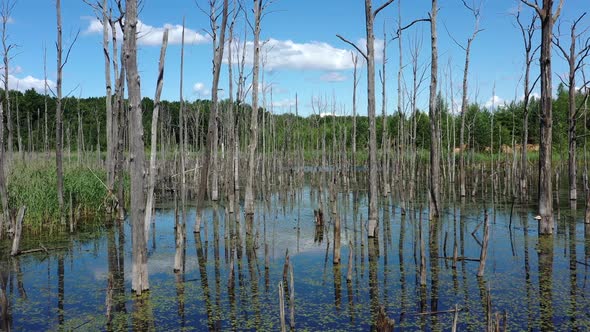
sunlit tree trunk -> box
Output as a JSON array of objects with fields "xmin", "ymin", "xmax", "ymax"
[
  {"xmin": 521, "ymin": 0, "xmax": 564, "ymax": 234},
  {"xmin": 245, "ymin": 0, "xmax": 263, "ymax": 218},
  {"xmin": 125, "ymin": 0, "xmax": 149, "ymax": 294}
]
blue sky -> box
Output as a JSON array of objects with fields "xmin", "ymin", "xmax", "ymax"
[{"xmin": 5, "ymin": 0, "xmax": 589, "ymax": 116}]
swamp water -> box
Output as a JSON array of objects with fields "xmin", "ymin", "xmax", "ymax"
[{"xmin": 1, "ymin": 185, "xmax": 590, "ymax": 331}]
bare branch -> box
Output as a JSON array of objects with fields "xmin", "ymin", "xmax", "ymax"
[
  {"xmin": 396, "ymin": 18, "xmax": 430, "ymax": 36},
  {"xmin": 553, "ymin": 0, "xmax": 565, "ymax": 21},
  {"xmin": 520, "ymin": 0, "xmax": 541, "ymax": 16},
  {"xmin": 373, "ymin": 0, "xmax": 395, "ymax": 18},
  {"xmin": 61, "ymin": 29, "xmax": 80, "ymax": 70},
  {"xmin": 336, "ymin": 34, "xmax": 367, "ymax": 61}
]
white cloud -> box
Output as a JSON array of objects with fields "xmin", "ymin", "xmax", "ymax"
[
  {"xmin": 320, "ymin": 72, "xmax": 347, "ymax": 82},
  {"xmin": 226, "ymin": 37, "xmax": 384, "ymax": 72},
  {"xmin": 138, "ymin": 22, "xmax": 210, "ymax": 46},
  {"xmin": 8, "ymin": 74, "xmax": 55, "ymax": 92},
  {"xmin": 193, "ymin": 82, "xmax": 210, "ymax": 97},
  {"xmin": 228, "ymin": 38, "xmax": 357, "ymax": 71},
  {"xmin": 485, "ymin": 95, "xmax": 507, "ymax": 109},
  {"xmin": 84, "ymin": 18, "xmax": 210, "ymax": 46}
]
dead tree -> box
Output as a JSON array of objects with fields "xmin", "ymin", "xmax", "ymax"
[
  {"xmin": 351, "ymin": 52, "xmax": 359, "ymax": 178},
  {"xmin": 337, "ymin": 0, "xmax": 395, "ymax": 237},
  {"xmin": 1, "ymin": 0, "xmax": 16, "ymax": 161},
  {"xmin": 145, "ymin": 30, "xmax": 169, "ymax": 240},
  {"xmin": 380, "ymin": 33, "xmax": 390, "ymax": 196},
  {"xmin": 429, "ymin": 0, "xmax": 440, "ymax": 219},
  {"xmin": 125, "ymin": 0, "xmax": 149, "ymax": 294},
  {"xmin": 55, "ymin": 0, "xmax": 64, "ymax": 222},
  {"xmin": 175, "ymin": 20, "xmax": 186, "ymax": 272},
  {"xmin": 553, "ymin": 13, "xmax": 590, "ymax": 202},
  {"xmin": 245, "ymin": 0, "xmax": 265, "ymax": 217},
  {"xmin": 0, "ymin": 102, "xmax": 7, "ymax": 234},
  {"xmin": 197, "ymin": 0, "xmax": 229, "ymax": 218},
  {"xmin": 515, "ymin": 9, "xmax": 539, "ymax": 198},
  {"xmin": 521, "ymin": 0, "xmax": 564, "ymax": 235},
  {"xmin": 457, "ymin": 0, "xmax": 483, "ymax": 198},
  {"xmin": 44, "ymin": 45, "xmax": 49, "ymax": 156}
]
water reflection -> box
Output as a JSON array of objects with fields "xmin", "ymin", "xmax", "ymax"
[{"xmin": 1, "ymin": 185, "xmax": 590, "ymax": 330}]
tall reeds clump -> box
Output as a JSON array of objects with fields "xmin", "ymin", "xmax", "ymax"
[{"xmin": 7, "ymin": 162, "xmax": 114, "ymax": 227}]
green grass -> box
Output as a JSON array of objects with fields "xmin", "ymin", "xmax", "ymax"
[{"xmin": 6, "ymin": 161, "xmax": 125, "ymax": 227}]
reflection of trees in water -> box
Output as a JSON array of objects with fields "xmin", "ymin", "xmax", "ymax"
[
  {"xmin": 538, "ymin": 236, "xmax": 554, "ymax": 331},
  {"xmin": 195, "ymin": 232, "xmax": 220, "ymax": 331},
  {"xmin": 0, "ymin": 266, "xmax": 11, "ymax": 331},
  {"xmin": 106, "ymin": 222, "xmax": 126, "ymax": 332}
]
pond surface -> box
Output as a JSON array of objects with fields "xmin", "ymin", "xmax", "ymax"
[{"xmin": 1, "ymin": 185, "xmax": 590, "ymax": 331}]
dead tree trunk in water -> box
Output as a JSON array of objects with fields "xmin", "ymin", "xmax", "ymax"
[
  {"xmin": 199, "ymin": 0, "xmax": 228, "ymax": 210},
  {"xmin": 521, "ymin": 0, "xmax": 564, "ymax": 235},
  {"xmin": 55, "ymin": 0, "xmax": 65, "ymax": 223},
  {"xmin": 125, "ymin": 0, "xmax": 149, "ymax": 294},
  {"xmin": 175, "ymin": 21, "xmax": 186, "ymax": 273},
  {"xmin": 553, "ymin": 13, "xmax": 590, "ymax": 202},
  {"xmin": 459, "ymin": 1, "xmax": 482, "ymax": 198},
  {"xmin": 145, "ymin": 30, "xmax": 168, "ymax": 240},
  {"xmin": 429, "ymin": 0, "xmax": 440, "ymax": 219},
  {"xmin": 102, "ymin": 0, "xmax": 116, "ymax": 195},
  {"xmin": 380, "ymin": 34, "xmax": 390, "ymax": 196},
  {"xmin": 245, "ymin": 0, "xmax": 263, "ymax": 217},
  {"xmin": 515, "ymin": 10, "xmax": 537, "ymax": 198},
  {"xmin": 351, "ymin": 53, "xmax": 359, "ymax": 180},
  {"xmin": 337, "ymin": 0, "xmax": 395, "ymax": 238}
]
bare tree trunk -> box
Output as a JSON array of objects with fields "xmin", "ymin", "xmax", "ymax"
[
  {"xmin": 125, "ymin": 0, "xmax": 149, "ymax": 294},
  {"xmin": 0, "ymin": 102, "xmax": 7, "ymax": 233},
  {"xmin": 245, "ymin": 0, "xmax": 263, "ymax": 218},
  {"xmin": 429, "ymin": 0, "xmax": 440, "ymax": 219},
  {"xmin": 196, "ymin": 0, "xmax": 228, "ymax": 222},
  {"xmin": 44, "ymin": 45, "xmax": 49, "ymax": 157},
  {"xmin": 102, "ymin": 0, "xmax": 115, "ymax": 193},
  {"xmin": 459, "ymin": 3, "xmax": 481, "ymax": 197},
  {"xmin": 55, "ymin": 0, "xmax": 65, "ymax": 223},
  {"xmin": 2, "ymin": 0, "xmax": 15, "ymax": 162},
  {"xmin": 112, "ymin": 16, "xmax": 125, "ymax": 221},
  {"xmin": 175, "ymin": 20, "xmax": 186, "ymax": 273},
  {"xmin": 351, "ymin": 53, "xmax": 359, "ymax": 181},
  {"xmin": 521, "ymin": 0, "xmax": 564, "ymax": 234},
  {"xmin": 227, "ymin": 5, "xmax": 238, "ymax": 214},
  {"xmin": 554, "ymin": 14, "xmax": 590, "ymax": 202},
  {"xmin": 516, "ymin": 11, "xmax": 536, "ymax": 198},
  {"xmin": 145, "ymin": 30, "xmax": 168, "ymax": 240},
  {"xmin": 380, "ymin": 34, "xmax": 390, "ymax": 196},
  {"xmin": 15, "ymin": 91, "xmax": 22, "ymax": 162},
  {"xmin": 336, "ymin": 0, "xmax": 394, "ymax": 238}
]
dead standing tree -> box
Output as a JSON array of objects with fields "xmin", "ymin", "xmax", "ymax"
[
  {"xmin": 520, "ymin": 0, "xmax": 564, "ymax": 235},
  {"xmin": 55, "ymin": 0, "xmax": 79, "ymax": 223},
  {"xmin": 125, "ymin": 0, "xmax": 149, "ymax": 294},
  {"xmin": 553, "ymin": 13, "xmax": 590, "ymax": 202},
  {"xmin": 456, "ymin": 0, "xmax": 483, "ymax": 198},
  {"xmin": 515, "ymin": 9, "xmax": 539, "ymax": 198},
  {"xmin": 195, "ymin": 0, "xmax": 229, "ymax": 234},
  {"xmin": 428, "ymin": 0, "xmax": 440, "ymax": 220},
  {"xmin": 337, "ymin": 0, "xmax": 395, "ymax": 238},
  {"xmin": 245, "ymin": 0, "xmax": 267, "ymax": 220},
  {"xmin": 145, "ymin": 30, "xmax": 169, "ymax": 240},
  {"xmin": 84, "ymin": 0, "xmax": 116, "ymax": 194},
  {"xmin": 1, "ymin": 0, "xmax": 16, "ymax": 162}
]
